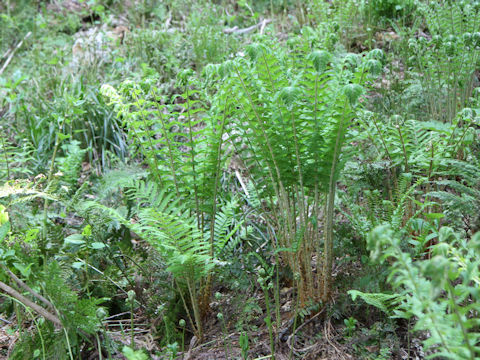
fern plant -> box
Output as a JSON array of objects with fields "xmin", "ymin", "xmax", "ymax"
[
  {"xmin": 0, "ymin": 203, "xmax": 104, "ymax": 359},
  {"xmin": 6, "ymin": 261, "xmax": 103, "ymax": 360},
  {"xmin": 348, "ymin": 289, "xmax": 402, "ymax": 315},
  {"xmin": 0, "ymin": 132, "xmax": 34, "ymax": 181},
  {"xmin": 204, "ymin": 37, "xmax": 377, "ymax": 304},
  {"xmin": 429, "ymin": 159, "xmax": 480, "ymax": 233},
  {"xmin": 56, "ymin": 140, "xmax": 88, "ymax": 190},
  {"xmin": 367, "ymin": 224, "xmax": 480, "ymax": 360},
  {"xmin": 344, "ymin": 107, "xmax": 480, "ymax": 251},
  {"xmin": 101, "ymin": 64, "xmax": 233, "ymax": 316},
  {"xmin": 406, "ymin": 1, "xmax": 480, "ymax": 122},
  {"xmin": 82, "ymin": 178, "xmax": 242, "ymax": 341}
]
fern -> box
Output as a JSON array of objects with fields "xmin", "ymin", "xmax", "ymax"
[
  {"xmin": 8, "ymin": 261, "xmax": 102, "ymax": 359},
  {"xmin": 346, "ymin": 107, "xmax": 480, "ymax": 246},
  {"xmin": 348, "ymin": 289, "xmax": 402, "ymax": 315},
  {"xmin": 428, "ymin": 160, "xmax": 480, "ymax": 232},
  {"xmin": 211, "ymin": 198, "xmax": 243, "ymax": 254},
  {"xmin": 0, "ymin": 134, "xmax": 34, "ymax": 181},
  {"xmin": 82, "ymin": 178, "xmax": 242, "ymax": 340},
  {"xmin": 409, "ymin": 1, "xmax": 480, "ymax": 121},
  {"xmin": 0, "ymin": 180, "xmax": 58, "ymax": 204},
  {"xmin": 207, "ymin": 37, "xmax": 376, "ymax": 303},
  {"xmin": 57, "ymin": 140, "xmax": 88, "ymax": 189},
  {"xmin": 101, "ymin": 66, "xmax": 234, "ymax": 315},
  {"xmin": 83, "ymin": 181, "xmax": 213, "ymax": 281},
  {"xmin": 368, "ymin": 225, "xmax": 480, "ymax": 359}
]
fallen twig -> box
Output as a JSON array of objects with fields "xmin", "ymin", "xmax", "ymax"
[
  {"xmin": 1, "ymin": 47, "xmax": 13, "ymax": 61},
  {"xmin": 0, "ymin": 32, "xmax": 32, "ymax": 76},
  {"xmin": 2, "ymin": 265, "xmax": 54, "ymax": 310},
  {"xmin": 223, "ymin": 19, "xmax": 272, "ymax": 35},
  {"xmin": 0, "ymin": 280, "xmax": 62, "ymax": 327},
  {"xmin": 286, "ymin": 308, "xmax": 325, "ymax": 355},
  {"xmin": 0, "ymin": 317, "xmax": 11, "ymax": 324}
]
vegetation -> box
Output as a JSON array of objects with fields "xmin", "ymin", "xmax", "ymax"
[{"xmin": 1, "ymin": 0, "xmax": 479, "ymax": 359}]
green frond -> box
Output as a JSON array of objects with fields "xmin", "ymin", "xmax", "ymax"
[
  {"xmin": 344, "ymin": 84, "xmax": 364, "ymax": 105},
  {"xmin": 0, "ymin": 181, "xmax": 58, "ymax": 203},
  {"xmin": 308, "ymin": 50, "xmax": 332, "ymax": 73},
  {"xmin": 83, "ymin": 179, "xmax": 216, "ymax": 283},
  {"xmin": 348, "ymin": 289, "xmax": 402, "ymax": 315},
  {"xmin": 245, "ymin": 43, "xmax": 269, "ymax": 61},
  {"xmin": 276, "ymin": 86, "xmax": 302, "ymax": 107}
]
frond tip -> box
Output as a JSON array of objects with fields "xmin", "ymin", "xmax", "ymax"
[
  {"xmin": 344, "ymin": 83, "xmax": 364, "ymax": 105},
  {"xmin": 276, "ymin": 86, "xmax": 301, "ymax": 107},
  {"xmin": 308, "ymin": 50, "xmax": 332, "ymax": 73}
]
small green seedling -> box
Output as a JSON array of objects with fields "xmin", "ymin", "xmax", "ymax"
[{"xmin": 344, "ymin": 316, "xmax": 357, "ymax": 337}]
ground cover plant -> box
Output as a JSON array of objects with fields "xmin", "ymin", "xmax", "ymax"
[{"xmin": 1, "ymin": 0, "xmax": 480, "ymax": 359}]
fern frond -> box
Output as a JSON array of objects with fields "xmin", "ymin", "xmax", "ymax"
[
  {"xmin": 82, "ymin": 180, "xmax": 215, "ymax": 281},
  {"xmin": 348, "ymin": 289, "xmax": 403, "ymax": 315},
  {"xmin": 0, "ymin": 181, "xmax": 58, "ymax": 203}
]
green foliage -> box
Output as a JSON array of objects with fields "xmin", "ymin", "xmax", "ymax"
[
  {"xmin": 4, "ymin": 0, "xmax": 480, "ymax": 358},
  {"xmin": 348, "ymin": 290, "xmax": 402, "ymax": 315},
  {"xmin": 361, "ymin": 0, "xmax": 417, "ymax": 21},
  {"xmin": 128, "ymin": 181, "xmax": 214, "ymax": 280},
  {"xmin": 405, "ymin": 1, "xmax": 480, "ymax": 121},
  {"xmin": 57, "ymin": 140, "xmax": 88, "ymax": 188},
  {"xmin": 2, "ymin": 257, "xmax": 103, "ymax": 358},
  {"xmin": 0, "ymin": 133, "xmax": 34, "ymax": 181},
  {"xmin": 124, "ymin": 27, "xmax": 184, "ymax": 87},
  {"xmin": 343, "ymin": 106, "xmax": 480, "ymax": 248},
  {"xmin": 122, "ymin": 346, "xmax": 150, "ymax": 360},
  {"xmin": 205, "ymin": 37, "xmax": 377, "ymax": 301},
  {"xmin": 43, "ymin": 262, "xmax": 102, "ymax": 334},
  {"xmin": 82, "ymin": 178, "xmax": 241, "ymax": 339},
  {"xmin": 0, "ymin": 1, "xmax": 37, "ymax": 55},
  {"xmin": 368, "ymin": 225, "xmax": 480, "ymax": 359},
  {"xmin": 429, "ymin": 160, "xmax": 480, "ymax": 232},
  {"xmin": 187, "ymin": 2, "xmax": 238, "ymax": 70},
  {"xmin": 101, "ymin": 66, "xmax": 228, "ymax": 215},
  {"xmin": 343, "ymin": 316, "xmax": 357, "ymax": 336}
]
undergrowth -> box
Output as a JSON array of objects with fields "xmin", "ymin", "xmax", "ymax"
[{"xmin": 1, "ymin": 0, "xmax": 479, "ymax": 359}]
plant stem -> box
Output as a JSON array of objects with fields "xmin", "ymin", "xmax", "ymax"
[
  {"xmin": 263, "ymin": 284, "xmax": 275, "ymax": 360},
  {"xmin": 130, "ymin": 299, "xmax": 134, "ymax": 349},
  {"xmin": 42, "ymin": 119, "xmax": 64, "ymax": 263},
  {"xmin": 288, "ymin": 291, "xmax": 300, "ymax": 360},
  {"xmin": 447, "ymin": 282, "xmax": 475, "ymax": 360},
  {"xmin": 322, "ymin": 105, "xmax": 347, "ymax": 301},
  {"xmin": 63, "ymin": 327, "xmax": 74, "ymax": 360},
  {"xmin": 0, "ymin": 280, "xmax": 62, "ymax": 326},
  {"xmin": 221, "ymin": 317, "xmax": 230, "ymax": 360},
  {"xmin": 0, "ymin": 130, "xmax": 11, "ymax": 180}
]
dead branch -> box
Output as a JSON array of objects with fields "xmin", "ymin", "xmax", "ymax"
[
  {"xmin": 2, "ymin": 265, "xmax": 54, "ymax": 310},
  {"xmin": 0, "ymin": 280, "xmax": 62, "ymax": 327},
  {"xmin": 0, "ymin": 32, "xmax": 32, "ymax": 76},
  {"xmin": 223, "ymin": 19, "xmax": 272, "ymax": 35}
]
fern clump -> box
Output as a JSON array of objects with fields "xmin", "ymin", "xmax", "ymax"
[
  {"xmin": 206, "ymin": 36, "xmax": 381, "ymax": 303},
  {"xmin": 407, "ymin": 1, "xmax": 480, "ymax": 121},
  {"xmin": 81, "ymin": 178, "xmax": 242, "ymax": 340},
  {"xmin": 100, "ymin": 64, "xmax": 238, "ymax": 337},
  {"xmin": 344, "ymin": 105, "xmax": 480, "ymax": 251}
]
